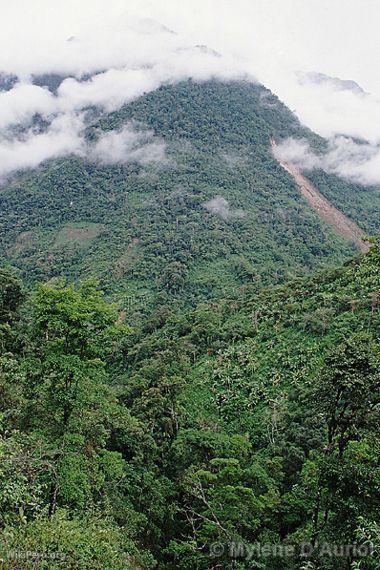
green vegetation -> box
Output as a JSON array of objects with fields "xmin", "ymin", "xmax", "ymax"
[
  {"xmin": 0, "ymin": 79, "xmax": 379, "ymax": 568},
  {"xmin": 1, "ymin": 81, "xmax": 379, "ymax": 319},
  {"xmin": 0, "ymin": 239, "xmax": 378, "ymax": 568},
  {"xmin": 54, "ymin": 222, "xmax": 104, "ymax": 248}
]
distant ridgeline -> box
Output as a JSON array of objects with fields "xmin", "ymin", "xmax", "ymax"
[{"xmin": 0, "ymin": 80, "xmax": 379, "ymax": 318}]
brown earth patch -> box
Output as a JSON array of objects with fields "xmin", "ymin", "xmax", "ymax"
[
  {"xmin": 270, "ymin": 138, "xmax": 368, "ymax": 252},
  {"xmin": 13, "ymin": 230, "xmax": 36, "ymax": 253},
  {"xmin": 114, "ymin": 238, "xmax": 140, "ymax": 278}
]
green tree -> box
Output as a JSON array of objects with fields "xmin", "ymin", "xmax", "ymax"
[
  {"xmin": 307, "ymin": 333, "xmax": 380, "ymax": 547},
  {"xmin": 17, "ymin": 280, "xmax": 130, "ymax": 516}
]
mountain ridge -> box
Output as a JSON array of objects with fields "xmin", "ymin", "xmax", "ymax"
[
  {"xmin": 1, "ymin": 79, "xmax": 378, "ymax": 320},
  {"xmin": 0, "ymin": 77, "xmax": 379, "ymax": 569}
]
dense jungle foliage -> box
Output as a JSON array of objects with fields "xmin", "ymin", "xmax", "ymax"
[
  {"xmin": 1, "ymin": 81, "xmax": 379, "ymax": 319},
  {"xmin": 0, "ymin": 239, "xmax": 379, "ymax": 568},
  {"xmin": 0, "ymin": 79, "xmax": 379, "ymax": 568}
]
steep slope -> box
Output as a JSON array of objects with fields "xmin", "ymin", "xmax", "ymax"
[
  {"xmin": 116, "ymin": 241, "xmax": 380, "ymax": 567},
  {"xmin": 0, "ymin": 80, "xmax": 379, "ymax": 317},
  {"xmin": 271, "ymin": 138, "xmax": 369, "ymax": 251},
  {"xmin": 125, "ymin": 239, "xmax": 380, "ymax": 434},
  {"xmin": 1, "ymin": 241, "xmax": 378, "ymax": 569}
]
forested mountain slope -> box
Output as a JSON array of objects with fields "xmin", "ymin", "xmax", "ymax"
[
  {"xmin": 271, "ymin": 137, "xmax": 368, "ymax": 251},
  {"xmin": 1, "ymin": 80, "xmax": 379, "ymax": 316},
  {"xmin": 0, "ymin": 240, "xmax": 379, "ymax": 568},
  {"xmin": 120, "ymin": 238, "xmax": 380, "ymax": 569}
]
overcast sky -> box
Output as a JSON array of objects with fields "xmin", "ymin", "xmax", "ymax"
[{"xmin": 1, "ymin": 0, "xmax": 380, "ymax": 183}]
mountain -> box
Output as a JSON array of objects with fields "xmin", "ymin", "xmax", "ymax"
[
  {"xmin": 0, "ymin": 76, "xmax": 379, "ymax": 568},
  {"xmin": 297, "ymin": 71, "xmax": 367, "ymax": 95},
  {"xmin": 1, "ymin": 80, "xmax": 379, "ymax": 320},
  {"xmin": 0, "ymin": 71, "xmax": 17, "ymax": 91}
]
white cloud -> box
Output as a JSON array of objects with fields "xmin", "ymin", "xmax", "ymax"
[
  {"xmin": 277, "ymin": 77, "xmax": 380, "ymax": 145},
  {"xmin": 56, "ymin": 69, "xmax": 161, "ymax": 113},
  {"xmin": 0, "ymin": 113, "xmax": 85, "ymax": 180},
  {"xmin": 0, "ymin": 1, "xmax": 379, "ymax": 180},
  {"xmin": 274, "ymin": 136, "xmax": 380, "ymax": 186},
  {"xmin": 203, "ymin": 195, "xmax": 245, "ymax": 220},
  {"xmin": 89, "ymin": 125, "xmax": 167, "ymax": 165},
  {"xmin": 0, "ymin": 83, "xmax": 56, "ymax": 129},
  {"xmin": 322, "ymin": 138, "xmax": 380, "ymax": 186},
  {"xmin": 0, "ymin": 3, "xmax": 249, "ymax": 178},
  {"xmin": 0, "ymin": 118, "xmax": 168, "ymax": 180},
  {"xmin": 272, "ymin": 138, "xmax": 319, "ymax": 171}
]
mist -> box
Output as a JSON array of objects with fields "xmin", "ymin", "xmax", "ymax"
[
  {"xmin": 274, "ymin": 136, "xmax": 380, "ymax": 186},
  {"xmin": 0, "ymin": 0, "xmax": 379, "ymax": 180},
  {"xmin": 89, "ymin": 125, "xmax": 167, "ymax": 166},
  {"xmin": 0, "ymin": 116, "xmax": 172, "ymax": 180},
  {"xmin": 203, "ymin": 196, "xmax": 246, "ymax": 220}
]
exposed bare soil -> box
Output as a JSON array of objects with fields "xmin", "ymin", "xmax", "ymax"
[{"xmin": 270, "ymin": 138, "xmax": 368, "ymax": 252}]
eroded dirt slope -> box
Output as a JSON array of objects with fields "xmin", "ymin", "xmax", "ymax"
[{"xmin": 271, "ymin": 138, "xmax": 368, "ymax": 252}]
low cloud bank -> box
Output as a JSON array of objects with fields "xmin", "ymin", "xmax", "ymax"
[
  {"xmin": 0, "ymin": 119, "xmax": 168, "ymax": 180},
  {"xmin": 0, "ymin": 83, "xmax": 56, "ymax": 129},
  {"xmin": 89, "ymin": 126, "xmax": 167, "ymax": 166},
  {"xmin": 288, "ymin": 76, "xmax": 380, "ymax": 146},
  {"xmin": 274, "ymin": 137, "xmax": 380, "ymax": 186},
  {"xmin": 0, "ymin": 114, "xmax": 85, "ymax": 179},
  {"xmin": 203, "ymin": 196, "xmax": 245, "ymax": 220},
  {"xmin": 0, "ymin": 18, "xmax": 247, "ymax": 179},
  {"xmin": 0, "ymin": 2, "xmax": 379, "ymax": 184},
  {"xmin": 0, "ymin": 47, "xmax": 246, "ymax": 134}
]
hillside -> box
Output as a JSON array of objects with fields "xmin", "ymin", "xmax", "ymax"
[
  {"xmin": 0, "ymin": 240, "xmax": 379, "ymax": 568},
  {"xmin": 271, "ymin": 137, "xmax": 368, "ymax": 251},
  {"xmin": 1, "ymin": 78, "xmax": 379, "ymax": 568},
  {"xmin": 1, "ymin": 80, "xmax": 379, "ymax": 317},
  {"xmin": 120, "ymin": 238, "xmax": 380, "ymax": 568}
]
